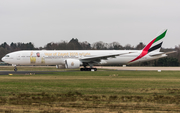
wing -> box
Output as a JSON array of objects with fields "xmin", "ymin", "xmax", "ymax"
[{"xmin": 80, "ymin": 52, "xmax": 135, "ymax": 63}]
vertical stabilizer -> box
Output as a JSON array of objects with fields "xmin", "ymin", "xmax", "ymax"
[
  {"xmin": 146, "ymin": 29, "xmax": 167, "ymax": 53},
  {"xmin": 129, "ymin": 29, "xmax": 167, "ymax": 63}
]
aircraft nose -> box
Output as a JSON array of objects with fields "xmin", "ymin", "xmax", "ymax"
[{"xmin": 1, "ymin": 57, "xmax": 5, "ymax": 62}]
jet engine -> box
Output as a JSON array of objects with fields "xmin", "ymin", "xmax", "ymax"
[{"xmin": 65, "ymin": 59, "xmax": 81, "ymax": 69}]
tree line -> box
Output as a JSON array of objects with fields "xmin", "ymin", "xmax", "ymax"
[{"xmin": 0, "ymin": 38, "xmax": 179, "ymax": 66}]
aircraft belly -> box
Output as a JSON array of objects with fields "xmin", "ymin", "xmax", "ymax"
[
  {"xmin": 105, "ymin": 57, "xmax": 133, "ymax": 65},
  {"xmin": 44, "ymin": 58, "xmax": 65, "ymax": 65}
]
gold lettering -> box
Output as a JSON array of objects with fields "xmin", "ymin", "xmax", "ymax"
[
  {"xmin": 44, "ymin": 53, "xmax": 52, "ymax": 56},
  {"xmin": 58, "ymin": 52, "xmax": 61, "ymax": 56},
  {"xmin": 53, "ymin": 53, "xmax": 57, "ymax": 56}
]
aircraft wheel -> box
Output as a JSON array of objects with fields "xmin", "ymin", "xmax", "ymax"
[
  {"xmin": 80, "ymin": 68, "xmax": 97, "ymax": 71},
  {"xmin": 80, "ymin": 68, "xmax": 85, "ymax": 71},
  {"xmin": 94, "ymin": 68, "xmax": 97, "ymax": 71}
]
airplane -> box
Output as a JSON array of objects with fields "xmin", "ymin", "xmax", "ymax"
[{"xmin": 1, "ymin": 29, "xmax": 175, "ymax": 72}]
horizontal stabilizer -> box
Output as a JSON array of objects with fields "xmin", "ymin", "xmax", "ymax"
[{"xmin": 150, "ymin": 51, "xmax": 176, "ymax": 57}]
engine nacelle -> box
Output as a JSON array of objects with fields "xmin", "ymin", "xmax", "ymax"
[
  {"xmin": 56, "ymin": 65, "xmax": 65, "ymax": 69},
  {"xmin": 65, "ymin": 59, "xmax": 81, "ymax": 69}
]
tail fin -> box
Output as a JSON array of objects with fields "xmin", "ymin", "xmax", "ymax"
[
  {"xmin": 129, "ymin": 29, "xmax": 167, "ymax": 63},
  {"xmin": 143, "ymin": 29, "xmax": 167, "ymax": 53}
]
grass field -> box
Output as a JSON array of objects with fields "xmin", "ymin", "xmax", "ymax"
[{"xmin": 0, "ymin": 66, "xmax": 180, "ymax": 112}]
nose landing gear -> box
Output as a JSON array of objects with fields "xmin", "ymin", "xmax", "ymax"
[
  {"xmin": 14, "ymin": 66, "xmax": 17, "ymax": 72},
  {"xmin": 12, "ymin": 64, "xmax": 17, "ymax": 72}
]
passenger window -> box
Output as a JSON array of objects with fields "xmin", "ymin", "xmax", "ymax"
[{"xmin": 5, "ymin": 55, "xmax": 10, "ymax": 57}]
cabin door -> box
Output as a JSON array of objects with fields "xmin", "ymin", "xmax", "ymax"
[{"xmin": 16, "ymin": 53, "xmax": 21, "ymax": 60}]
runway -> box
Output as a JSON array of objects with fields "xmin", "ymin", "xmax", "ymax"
[
  {"xmin": 0, "ymin": 71, "xmax": 66, "ymax": 75},
  {"xmin": 97, "ymin": 66, "xmax": 180, "ymax": 71},
  {"xmin": 0, "ymin": 66, "xmax": 180, "ymax": 75}
]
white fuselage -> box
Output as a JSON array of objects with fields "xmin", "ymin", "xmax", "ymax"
[
  {"xmin": 1, "ymin": 50, "xmax": 166, "ymax": 67},
  {"xmin": 1, "ymin": 29, "xmax": 170, "ymax": 71}
]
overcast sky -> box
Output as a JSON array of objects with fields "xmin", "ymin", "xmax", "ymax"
[{"xmin": 0, "ymin": 0, "xmax": 180, "ymax": 48}]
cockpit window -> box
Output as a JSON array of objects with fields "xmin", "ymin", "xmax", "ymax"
[{"xmin": 5, "ymin": 55, "xmax": 10, "ymax": 57}]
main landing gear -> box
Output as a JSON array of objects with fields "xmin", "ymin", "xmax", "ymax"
[
  {"xmin": 80, "ymin": 68, "xmax": 97, "ymax": 71},
  {"xmin": 80, "ymin": 63, "xmax": 97, "ymax": 71}
]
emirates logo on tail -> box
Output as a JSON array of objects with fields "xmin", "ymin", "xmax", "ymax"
[{"xmin": 129, "ymin": 29, "xmax": 167, "ymax": 63}]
